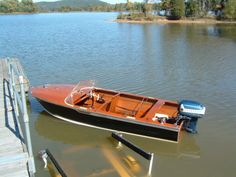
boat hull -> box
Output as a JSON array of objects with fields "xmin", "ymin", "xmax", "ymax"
[{"xmin": 37, "ymin": 99, "xmax": 179, "ymax": 142}]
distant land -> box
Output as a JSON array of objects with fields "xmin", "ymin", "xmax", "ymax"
[
  {"xmin": 1, "ymin": 0, "xmax": 235, "ymax": 23},
  {"xmin": 36, "ymin": 0, "xmax": 109, "ymax": 11}
]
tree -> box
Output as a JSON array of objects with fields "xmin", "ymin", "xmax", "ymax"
[
  {"xmin": 168, "ymin": 0, "xmax": 185, "ymax": 19},
  {"xmin": 185, "ymin": 0, "xmax": 198, "ymax": 17},
  {"xmin": 141, "ymin": 0, "xmax": 152, "ymax": 16},
  {"xmin": 0, "ymin": 0, "xmax": 36, "ymax": 13},
  {"xmin": 197, "ymin": 0, "xmax": 207, "ymax": 16},
  {"xmin": 0, "ymin": 1, "xmax": 9, "ymax": 13},
  {"xmin": 20, "ymin": 0, "xmax": 36, "ymax": 12},
  {"xmin": 184, "ymin": 0, "xmax": 225, "ymax": 18},
  {"xmin": 222, "ymin": 0, "xmax": 236, "ymax": 20},
  {"xmin": 5, "ymin": 0, "xmax": 18, "ymax": 12},
  {"xmin": 126, "ymin": 0, "xmax": 133, "ymax": 11},
  {"xmin": 160, "ymin": 0, "xmax": 170, "ymax": 10}
]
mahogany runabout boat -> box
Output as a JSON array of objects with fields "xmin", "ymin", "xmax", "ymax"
[{"xmin": 31, "ymin": 81, "xmax": 205, "ymax": 143}]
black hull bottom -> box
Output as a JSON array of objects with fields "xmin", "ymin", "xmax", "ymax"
[{"xmin": 38, "ymin": 99, "xmax": 179, "ymax": 142}]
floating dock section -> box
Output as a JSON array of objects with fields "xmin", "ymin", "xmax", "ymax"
[{"xmin": 0, "ymin": 58, "xmax": 34, "ymax": 177}]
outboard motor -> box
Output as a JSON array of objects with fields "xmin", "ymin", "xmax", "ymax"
[{"xmin": 179, "ymin": 100, "xmax": 206, "ymax": 134}]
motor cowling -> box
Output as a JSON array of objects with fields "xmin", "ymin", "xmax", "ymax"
[{"xmin": 179, "ymin": 100, "xmax": 206, "ymax": 134}]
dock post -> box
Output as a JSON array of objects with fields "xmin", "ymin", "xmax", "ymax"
[
  {"xmin": 147, "ymin": 153, "xmax": 154, "ymax": 176},
  {"xmin": 19, "ymin": 75, "xmax": 36, "ymax": 175}
]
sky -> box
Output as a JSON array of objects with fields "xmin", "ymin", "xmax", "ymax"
[{"xmin": 33, "ymin": 0, "xmax": 144, "ymax": 4}]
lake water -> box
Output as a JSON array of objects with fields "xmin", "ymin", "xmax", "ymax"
[{"xmin": 0, "ymin": 12, "xmax": 236, "ymax": 177}]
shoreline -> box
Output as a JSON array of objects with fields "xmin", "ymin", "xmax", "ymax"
[
  {"xmin": 1, "ymin": 11, "xmax": 236, "ymax": 25},
  {"xmin": 115, "ymin": 18, "xmax": 236, "ymax": 25}
]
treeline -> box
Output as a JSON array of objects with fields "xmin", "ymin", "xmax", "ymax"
[
  {"xmin": 159, "ymin": 0, "xmax": 236, "ymax": 20},
  {"xmin": 121, "ymin": 0, "xmax": 236, "ymax": 21},
  {"xmin": 0, "ymin": 0, "xmax": 36, "ymax": 13}
]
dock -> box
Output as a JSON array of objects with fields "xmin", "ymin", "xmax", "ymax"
[{"xmin": 0, "ymin": 59, "xmax": 34, "ymax": 177}]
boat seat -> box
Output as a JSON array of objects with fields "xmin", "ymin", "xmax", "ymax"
[
  {"xmin": 97, "ymin": 94, "xmax": 118, "ymax": 111},
  {"xmin": 115, "ymin": 105, "xmax": 137, "ymax": 117},
  {"xmin": 74, "ymin": 93, "xmax": 89, "ymax": 105}
]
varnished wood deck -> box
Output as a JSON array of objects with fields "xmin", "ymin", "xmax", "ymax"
[{"xmin": 0, "ymin": 59, "xmax": 30, "ymax": 177}]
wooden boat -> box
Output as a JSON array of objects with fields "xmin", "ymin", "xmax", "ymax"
[{"xmin": 31, "ymin": 80, "xmax": 205, "ymax": 143}]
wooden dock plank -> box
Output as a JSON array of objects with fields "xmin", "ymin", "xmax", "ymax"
[
  {"xmin": 0, "ymin": 59, "xmax": 30, "ymax": 177},
  {"xmin": 0, "ymin": 162, "xmax": 29, "ymax": 177}
]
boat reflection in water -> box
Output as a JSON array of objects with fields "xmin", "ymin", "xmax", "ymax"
[{"xmin": 35, "ymin": 112, "xmax": 200, "ymax": 176}]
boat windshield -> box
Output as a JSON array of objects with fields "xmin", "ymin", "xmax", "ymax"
[{"xmin": 65, "ymin": 80, "xmax": 95, "ymax": 105}]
